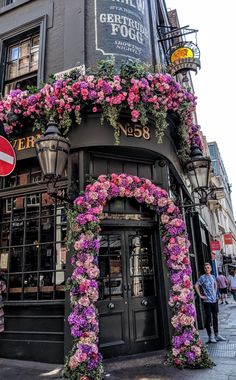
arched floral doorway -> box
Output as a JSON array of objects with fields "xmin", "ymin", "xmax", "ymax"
[{"xmin": 64, "ymin": 173, "xmax": 212, "ymax": 380}]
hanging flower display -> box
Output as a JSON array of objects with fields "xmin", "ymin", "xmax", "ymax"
[
  {"xmin": 0, "ymin": 60, "xmax": 203, "ymax": 161},
  {"xmin": 63, "ymin": 173, "xmax": 213, "ymax": 379}
]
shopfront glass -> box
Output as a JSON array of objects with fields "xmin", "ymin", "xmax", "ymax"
[{"xmin": 0, "ymin": 170, "xmax": 66, "ymax": 300}]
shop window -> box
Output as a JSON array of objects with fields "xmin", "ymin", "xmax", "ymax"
[{"xmin": 0, "ymin": 189, "xmax": 67, "ymax": 301}]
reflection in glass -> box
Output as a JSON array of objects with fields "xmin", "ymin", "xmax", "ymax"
[
  {"xmin": 98, "ymin": 234, "xmax": 123, "ymax": 300},
  {"xmin": 25, "ymin": 245, "xmax": 38, "ymax": 272},
  {"xmin": 39, "ymin": 272, "xmax": 53, "ymax": 300},
  {"xmin": 56, "ymin": 243, "xmax": 66, "ymax": 270},
  {"xmin": 0, "ymin": 184, "xmax": 67, "ymax": 301},
  {"xmin": 129, "ymin": 233, "xmax": 155, "ymax": 297},
  {"xmin": 0, "ymin": 223, "xmax": 10, "ymax": 247},
  {"xmin": 41, "ymin": 217, "xmax": 54, "ymax": 242},
  {"xmin": 10, "ymin": 247, "xmax": 23, "ymax": 272},
  {"xmin": 56, "ymin": 271, "xmax": 65, "ymax": 299},
  {"xmin": 9, "ymin": 274, "xmax": 22, "ymax": 300},
  {"xmin": 25, "ymin": 219, "xmax": 39, "ymax": 244},
  {"xmin": 12, "ymin": 215, "xmax": 24, "ymax": 245},
  {"xmin": 40, "ymin": 244, "xmax": 53, "ymax": 270},
  {"xmin": 23, "ymin": 272, "xmax": 38, "ymax": 300}
]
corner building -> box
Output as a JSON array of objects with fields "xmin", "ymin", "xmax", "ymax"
[{"xmin": 0, "ymin": 0, "xmax": 211, "ymax": 364}]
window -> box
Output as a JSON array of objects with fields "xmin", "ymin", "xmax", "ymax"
[
  {"xmin": 208, "ymin": 144, "xmax": 216, "ymax": 159},
  {"xmin": 0, "ymin": 16, "xmax": 46, "ymax": 96},
  {"xmin": 0, "ymin": 167, "xmax": 67, "ymax": 301},
  {"xmin": 4, "ymin": 33, "xmax": 39, "ymax": 95},
  {"xmin": 0, "ymin": 0, "xmax": 15, "ymax": 7},
  {"xmin": 0, "ymin": 192, "xmax": 67, "ymax": 301},
  {"xmin": 212, "ymin": 160, "xmax": 220, "ymax": 176}
]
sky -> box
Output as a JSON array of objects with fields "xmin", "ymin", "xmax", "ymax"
[{"xmin": 166, "ymin": 0, "xmax": 236, "ymax": 216}]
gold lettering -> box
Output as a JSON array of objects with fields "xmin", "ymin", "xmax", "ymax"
[
  {"xmin": 17, "ymin": 138, "xmax": 26, "ymax": 151},
  {"xmin": 117, "ymin": 122, "xmax": 127, "ymax": 136},
  {"xmin": 12, "ymin": 139, "xmax": 17, "ymax": 149},
  {"xmin": 134, "ymin": 125, "xmax": 142, "ymax": 138},
  {"xmin": 117, "ymin": 123, "xmax": 150, "ymax": 140},
  {"xmin": 127, "ymin": 126, "xmax": 133, "ymax": 136},
  {"xmin": 143, "ymin": 126, "xmax": 150, "ymax": 140},
  {"xmin": 25, "ymin": 135, "xmax": 35, "ymax": 149}
]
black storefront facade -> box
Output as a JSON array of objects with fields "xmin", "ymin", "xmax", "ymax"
[{"xmin": 0, "ymin": 0, "xmax": 211, "ymax": 365}]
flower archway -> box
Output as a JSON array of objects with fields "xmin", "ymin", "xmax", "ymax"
[{"xmin": 64, "ymin": 173, "xmax": 212, "ymax": 380}]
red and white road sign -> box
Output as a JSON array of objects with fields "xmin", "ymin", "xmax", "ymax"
[{"xmin": 0, "ymin": 136, "xmax": 16, "ymax": 176}]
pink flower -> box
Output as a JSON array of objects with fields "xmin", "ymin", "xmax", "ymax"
[
  {"xmin": 69, "ymin": 354, "xmax": 79, "ymax": 370},
  {"xmin": 157, "ymin": 197, "xmax": 168, "ymax": 207},
  {"xmin": 131, "ymin": 109, "xmax": 140, "ymax": 122}
]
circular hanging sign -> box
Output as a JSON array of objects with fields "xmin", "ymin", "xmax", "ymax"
[{"xmin": 0, "ymin": 136, "xmax": 16, "ymax": 176}]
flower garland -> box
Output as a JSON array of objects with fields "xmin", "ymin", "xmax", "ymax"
[
  {"xmin": 0, "ymin": 60, "xmax": 203, "ymax": 161},
  {"xmin": 63, "ymin": 173, "xmax": 213, "ymax": 379}
]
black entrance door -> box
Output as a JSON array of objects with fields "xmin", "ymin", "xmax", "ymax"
[{"xmin": 97, "ymin": 229, "xmax": 164, "ymax": 357}]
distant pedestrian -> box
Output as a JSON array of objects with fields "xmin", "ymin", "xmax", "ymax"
[
  {"xmin": 216, "ymin": 271, "xmax": 228, "ymax": 304},
  {"xmin": 0, "ymin": 275, "xmax": 6, "ymax": 333},
  {"xmin": 195, "ymin": 262, "xmax": 226, "ymax": 343},
  {"xmin": 228, "ymin": 270, "xmax": 236, "ymax": 302}
]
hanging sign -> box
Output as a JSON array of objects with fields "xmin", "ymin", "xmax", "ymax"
[
  {"xmin": 210, "ymin": 240, "xmax": 221, "ymax": 251},
  {"xmin": 224, "ymin": 233, "xmax": 233, "ymax": 245},
  {"xmin": 95, "ymin": 0, "xmax": 152, "ymax": 63},
  {"xmin": 167, "ymin": 41, "xmax": 201, "ymax": 75},
  {"xmin": 0, "ymin": 136, "xmax": 16, "ymax": 176}
]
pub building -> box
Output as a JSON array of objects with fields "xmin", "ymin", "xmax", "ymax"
[{"xmin": 0, "ymin": 0, "xmax": 212, "ymax": 365}]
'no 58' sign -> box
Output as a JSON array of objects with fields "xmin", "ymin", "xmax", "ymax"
[{"xmin": 0, "ymin": 136, "xmax": 16, "ymax": 176}]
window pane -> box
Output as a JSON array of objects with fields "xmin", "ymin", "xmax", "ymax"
[
  {"xmin": 23, "ymin": 272, "xmax": 38, "ymax": 300},
  {"xmin": 19, "ymin": 57, "xmax": 30, "ymax": 75},
  {"xmin": 0, "ymin": 250, "xmax": 9, "ymax": 271},
  {"xmin": 12, "ymin": 215, "xmax": 24, "ymax": 245},
  {"xmin": 7, "ymin": 61, "xmax": 17, "ymax": 79},
  {"xmin": 40, "ymin": 244, "xmax": 54, "ymax": 270},
  {"xmin": 32, "ymin": 35, "xmax": 39, "ymax": 49},
  {"xmin": 39, "ymin": 272, "xmax": 53, "ymax": 300},
  {"xmin": 9, "ymin": 274, "xmax": 22, "ymax": 300},
  {"xmin": 41, "ymin": 217, "xmax": 54, "ymax": 242},
  {"xmin": 10, "ymin": 247, "xmax": 23, "ymax": 272},
  {"xmin": 25, "ymin": 220, "xmax": 39, "ymax": 244},
  {"xmin": 0, "ymin": 223, "xmax": 10, "ymax": 247},
  {"xmin": 30, "ymin": 52, "xmax": 39, "ymax": 71},
  {"xmin": 20, "ymin": 41, "xmax": 30, "ymax": 57},
  {"xmin": 25, "ymin": 245, "xmax": 38, "ymax": 272},
  {"xmin": 9, "ymin": 46, "xmax": 19, "ymax": 61},
  {"xmin": 56, "ymin": 242, "xmax": 66, "ymax": 270}
]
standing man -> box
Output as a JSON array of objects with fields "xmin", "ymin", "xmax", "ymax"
[
  {"xmin": 195, "ymin": 263, "xmax": 226, "ymax": 343},
  {"xmin": 216, "ymin": 271, "xmax": 228, "ymax": 304}
]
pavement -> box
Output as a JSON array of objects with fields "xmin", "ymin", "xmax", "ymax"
[{"xmin": 1, "ymin": 294, "xmax": 236, "ymax": 380}]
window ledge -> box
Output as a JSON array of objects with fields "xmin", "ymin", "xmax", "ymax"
[{"xmin": 0, "ymin": 0, "xmax": 31, "ymax": 15}]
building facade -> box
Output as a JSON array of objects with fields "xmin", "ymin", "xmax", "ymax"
[
  {"xmin": 207, "ymin": 141, "xmax": 236, "ymax": 274},
  {"xmin": 0, "ymin": 0, "xmax": 211, "ymax": 364}
]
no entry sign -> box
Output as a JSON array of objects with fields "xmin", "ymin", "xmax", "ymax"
[{"xmin": 0, "ymin": 136, "xmax": 16, "ymax": 176}]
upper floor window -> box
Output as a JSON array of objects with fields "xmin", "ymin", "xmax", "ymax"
[
  {"xmin": 208, "ymin": 144, "xmax": 216, "ymax": 159},
  {"xmin": 0, "ymin": 0, "xmax": 15, "ymax": 7},
  {"xmin": 4, "ymin": 33, "xmax": 39, "ymax": 95}
]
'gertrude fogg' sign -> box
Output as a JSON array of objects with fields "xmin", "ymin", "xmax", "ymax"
[{"xmin": 95, "ymin": 0, "xmax": 152, "ymax": 63}]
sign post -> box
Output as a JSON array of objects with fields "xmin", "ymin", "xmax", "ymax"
[{"xmin": 0, "ymin": 136, "xmax": 16, "ymax": 176}]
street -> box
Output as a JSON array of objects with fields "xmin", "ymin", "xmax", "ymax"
[{"xmin": 1, "ymin": 295, "xmax": 236, "ymax": 380}]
